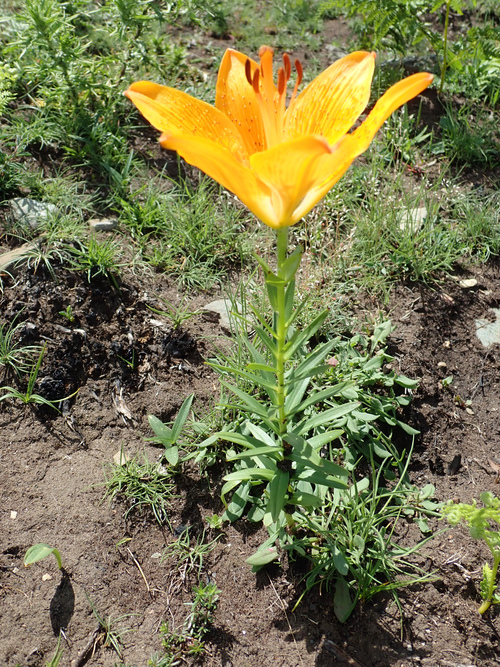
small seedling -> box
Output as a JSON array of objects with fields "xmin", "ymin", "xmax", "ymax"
[
  {"xmin": 85, "ymin": 592, "xmax": 135, "ymax": 659},
  {"xmin": 161, "ymin": 527, "xmax": 220, "ymax": 580},
  {"xmin": 103, "ymin": 454, "xmax": 176, "ymax": 526},
  {"xmin": 443, "ymin": 491, "xmax": 500, "ymax": 614},
  {"xmin": 24, "ymin": 543, "xmax": 63, "ymax": 570},
  {"xmin": 0, "ymin": 316, "xmax": 41, "ymax": 378},
  {"xmin": 205, "ymin": 514, "xmax": 224, "ymax": 531},
  {"xmin": 147, "ymin": 297, "xmax": 199, "ymax": 331},
  {"xmin": 147, "ymin": 394, "xmax": 194, "ymax": 466},
  {"xmin": 58, "ymin": 305, "xmax": 75, "ymax": 323},
  {"xmin": 0, "ymin": 344, "xmax": 77, "ymax": 410}
]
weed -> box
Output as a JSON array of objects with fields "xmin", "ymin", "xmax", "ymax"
[
  {"xmin": 67, "ymin": 234, "xmax": 125, "ymax": 288},
  {"xmin": 443, "ymin": 492, "xmax": 500, "ymax": 614},
  {"xmin": 85, "ymin": 592, "xmax": 135, "ymax": 660},
  {"xmin": 289, "ymin": 453, "xmax": 440, "ymax": 622},
  {"xmin": 149, "ymin": 582, "xmax": 220, "ymax": 666},
  {"xmin": 0, "ymin": 344, "xmax": 71, "ymax": 410},
  {"xmin": 161, "ymin": 527, "xmax": 220, "ymax": 580},
  {"xmin": 0, "ymin": 317, "xmax": 41, "ymax": 379},
  {"xmin": 147, "ymin": 394, "xmax": 194, "ymax": 466},
  {"xmin": 58, "ymin": 305, "xmax": 75, "ymax": 323},
  {"xmin": 146, "ymin": 298, "xmax": 199, "ymax": 332},
  {"xmin": 103, "ymin": 454, "xmax": 176, "ymax": 526}
]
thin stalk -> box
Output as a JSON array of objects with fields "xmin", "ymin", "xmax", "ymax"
[
  {"xmin": 275, "ymin": 227, "xmax": 289, "ymax": 440},
  {"xmin": 439, "ymin": 0, "xmax": 451, "ymax": 94}
]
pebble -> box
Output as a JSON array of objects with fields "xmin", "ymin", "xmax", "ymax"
[
  {"xmin": 7, "ymin": 198, "xmax": 57, "ymax": 230},
  {"xmin": 88, "ymin": 217, "xmax": 118, "ymax": 231}
]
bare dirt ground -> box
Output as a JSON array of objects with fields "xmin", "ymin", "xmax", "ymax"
[{"xmin": 2, "ymin": 248, "xmax": 500, "ymax": 667}]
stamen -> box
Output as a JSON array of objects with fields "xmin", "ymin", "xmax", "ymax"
[
  {"xmin": 252, "ymin": 68, "xmax": 260, "ymax": 95},
  {"xmin": 277, "ymin": 68, "xmax": 286, "ymax": 96},
  {"xmin": 283, "ymin": 53, "xmax": 291, "ymax": 81},
  {"xmin": 245, "ymin": 58, "xmax": 253, "ymax": 86},
  {"xmin": 294, "ymin": 59, "xmax": 303, "ymax": 88}
]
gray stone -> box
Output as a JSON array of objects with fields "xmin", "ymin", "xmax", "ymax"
[
  {"xmin": 398, "ymin": 206, "xmax": 428, "ymax": 232},
  {"xmin": 203, "ymin": 299, "xmax": 242, "ymax": 332},
  {"xmin": 88, "ymin": 217, "xmax": 118, "ymax": 232},
  {"xmin": 476, "ymin": 308, "xmax": 500, "ymax": 348},
  {"xmin": 0, "ymin": 242, "xmax": 34, "ymax": 274},
  {"xmin": 7, "ymin": 198, "xmax": 58, "ymax": 230}
]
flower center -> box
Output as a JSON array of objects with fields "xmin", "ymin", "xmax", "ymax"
[{"xmin": 245, "ymin": 46, "xmax": 303, "ymax": 149}]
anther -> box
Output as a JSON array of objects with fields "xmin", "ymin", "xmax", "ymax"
[
  {"xmin": 277, "ymin": 68, "xmax": 286, "ymax": 96},
  {"xmin": 245, "ymin": 59, "xmax": 253, "ymax": 86},
  {"xmin": 252, "ymin": 69, "xmax": 260, "ymax": 94},
  {"xmin": 294, "ymin": 59, "xmax": 303, "ymax": 87},
  {"xmin": 283, "ymin": 53, "xmax": 291, "ymax": 81}
]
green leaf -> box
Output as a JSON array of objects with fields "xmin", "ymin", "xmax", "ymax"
[
  {"xmin": 246, "ymin": 545, "xmax": 279, "ymax": 567},
  {"xmin": 296, "ymin": 401, "xmax": 359, "ymax": 434},
  {"xmin": 223, "ymin": 468, "xmax": 275, "ymax": 482},
  {"xmin": 224, "ymin": 481, "xmax": 252, "ymax": 522},
  {"xmin": 170, "ymin": 393, "xmax": 194, "ymax": 442},
  {"xmin": 147, "ymin": 415, "xmax": 173, "ymax": 445},
  {"xmin": 281, "ymin": 245, "xmax": 303, "ymax": 282},
  {"xmin": 287, "ymin": 339, "xmax": 337, "ymax": 383},
  {"xmin": 220, "ymin": 381, "xmax": 271, "ymax": 419},
  {"xmin": 163, "ymin": 446, "xmax": 179, "ymax": 466},
  {"xmin": 293, "ymin": 469, "xmax": 348, "ymax": 488},
  {"xmin": 228, "ymin": 445, "xmax": 280, "ymax": 460},
  {"xmin": 268, "ymin": 470, "xmax": 290, "ymax": 522},
  {"xmin": 334, "ymin": 576, "xmax": 356, "ymax": 622},
  {"xmin": 307, "ymin": 429, "xmax": 344, "ymax": 449},
  {"xmin": 287, "ymin": 381, "xmax": 355, "ymax": 417},
  {"xmin": 287, "ymin": 490, "xmax": 323, "ymax": 509},
  {"xmin": 330, "ymin": 545, "xmax": 349, "ymax": 576},
  {"xmin": 24, "ymin": 544, "xmax": 63, "ymax": 570},
  {"xmin": 283, "ymin": 309, "xmax": 329, "ymax": 361}
]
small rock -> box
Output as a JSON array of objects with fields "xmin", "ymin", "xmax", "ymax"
[
  {"xmin": 398, "ymin": 205, "xmax": 428, "ymax": 232},
  {"xmin": 459, "ymin": 278, "xmax": 477, "ymax": 289},
  {"xmin": 8, "ymin": 198, "xmax": 57, "ymax": 230},
  {"xmin": 88, "ymin": 217, "xmax": 118, "ymax": 232},
  {"xmin": 42, "ymin": 573, "xmax": 53, "ymax": 581},
  {"xmin": 203, "ymin": 299, "xmax": 243, "ymax": 332},
  {"xmin": 437, "ymin": 361, "xmax": 447, "ymax": 368},
  {"xmin": 443, "ymin": 340, "xmax": 451, "ymax": 348},
  {"xmin": 476, "ymin": 308, "xmax": 500, "ymax": 348},
  {"xmin": 10, "ymin": 510, "xmax": 17, "ymax": 519},
  {"xmin": 113, "ymin": 450, "xmax": 130, "ymax": 465},
  {"xmin": 465, "ymin": 407, "xmax": 474, "ymax": 415},
  {"xmin": 0, "ymin": 243, "xmax": 34, "ymax": 274},
  {"xmin": 151, "ymin": 552, "xmax": 162, "ymax": 559}
]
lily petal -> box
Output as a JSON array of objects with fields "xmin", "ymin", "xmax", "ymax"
[
  {"xmin": 125, "ymin": 81, "xmax": 249, "ymax": 163},
  {"xmin": 159, "ymin": 132, "xmax": 278, "ymax": 226},
  {"xmin": 250, "ymin": 136, "xmax": 332, "ymax": 228},
  {"xmin": 286, "ymin": 51, "xmax": 375, "ymax": 146},
  {"xmin": 291, "ymin": 72, "xmax": 434, "ymax": 222},
  {"xmin": 216, "ymin": 49, "xmax": 266, "ymax": 155}
]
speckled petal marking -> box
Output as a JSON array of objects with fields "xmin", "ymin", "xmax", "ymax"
[
  {"xmin": 285, "ymin": 51, "xmax": 375, "ymax": 146},
  {"xmin": 215, "ymin": 49, "xmax": 266, "ymax": 155}
]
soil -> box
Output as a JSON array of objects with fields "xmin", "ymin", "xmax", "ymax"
[
  {"xmin": 2, "ymin": 242, "xmax": 500, "ymax": 667},
  {"xmin": 2, "ymin": 19, "xmax": 500, "ymax": 667}
]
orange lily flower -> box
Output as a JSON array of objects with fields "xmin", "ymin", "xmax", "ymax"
[{"xmin": 125, "ymin": 48, "xmax": 432, "ymax": 229}]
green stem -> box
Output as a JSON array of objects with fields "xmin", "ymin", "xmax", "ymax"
[
  {"xmin": 275, "ymin": 227, "xmax": 289, "ymax": 439},
  {"xmin": 439, "ymin": 0, "xmax": 451, "ymax": 94}
]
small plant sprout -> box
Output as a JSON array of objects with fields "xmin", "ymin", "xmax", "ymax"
[
  {"xmin": 58, "ymin": 305, "xmax": 75, "ymax": 323},
  {"xmin": 443, "ymin": 492, "xmax": 500, "ymax": 614},
  {"xmin": 24, "ymin": 543, "xmax": 63, "ymax": 570},
  {"xmin": 147, "ymin": 394, "xmax": 194, "ymax": 466}
]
